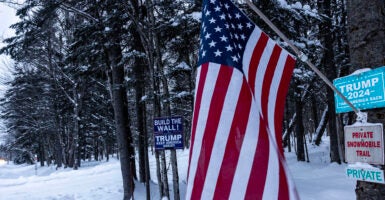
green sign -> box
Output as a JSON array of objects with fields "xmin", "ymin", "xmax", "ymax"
[
  {"xmin": 334, "ymin": 66, "xmax": 385, "ymax": 113},
  {"xmin": 346, "ymin": 166, "xmax": 385, "ymax": 184}
]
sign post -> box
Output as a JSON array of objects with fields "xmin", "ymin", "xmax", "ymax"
[{"xmin": 153, "ymin": 116, "xmax": 184, "ymax": 150}]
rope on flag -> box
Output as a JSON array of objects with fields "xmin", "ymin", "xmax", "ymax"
[{"xmin": 186, "ymin": 0, "xmax": 299, "ymax": 199}]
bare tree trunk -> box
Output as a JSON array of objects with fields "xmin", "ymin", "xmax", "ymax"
[
  {"xmin": 319, "ymin": 0, "xmax": 341, "ymax": 164},
  {"xmin": 109, "ymin": 42, "xmax": 135, "ymax": 200},
  {"xmin": 295, "ymin": 82, "xmax": 305, "ymax": 161},
  {"xmin": 283, "ymin": 113, "xmax": 296, "ymax": 149},
  {"xmin": 314, "ymin": 107, "xmax": 329, "ymax": 146},
  {"xmin": 346, "ymin": 0, "xmax": 385, "ymax": 198}
]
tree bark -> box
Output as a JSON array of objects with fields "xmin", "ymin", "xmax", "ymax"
[
  {"xmin": 318, "ymin": 0, "xmax": 341, "ymax": 164},
  {"xmin": 346, "ymin": 0, "xmax": 385, "ymax": 199},
  {"xmin": 314, "ymin": 107, "xmax": 329, "ymax": 146},
  {"xmin": 109, "ymin": 42, "xmax": 135, "ymax": 200},
  {"xmin": 295, "ymin": 83, "xmax": 305, "ymax": 161}
]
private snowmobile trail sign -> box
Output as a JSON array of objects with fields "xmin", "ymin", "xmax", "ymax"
[{"xmin": 344, "ymin": 123, "xmax": 384, "ymax": 165}]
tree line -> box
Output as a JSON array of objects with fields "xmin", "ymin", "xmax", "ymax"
[{"xmin": 0, "ymin": 0, "xmax": 362, "ymax": 199}]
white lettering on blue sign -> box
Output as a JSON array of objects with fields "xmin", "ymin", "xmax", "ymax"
[
  {"xmin": 155, "ymin": 134, "xmax": 182, "ymax": 142},
  {"xmin": 333, "ymin": 66, "xmax": 385, "ymax": 113},
  {"xmin": 153, "ymin": 116, "xmax": 184, "ymax": 150},
  {"xmin": 338, "ymin": 78, "xmax": 379, "ymax": 93}
]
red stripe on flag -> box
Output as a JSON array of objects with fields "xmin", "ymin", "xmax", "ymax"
[
  {"xmin": 278, "ymin": 159, "xmax": 290, "ymax": 200},
  {"xmin": 245, "ymin": 116, "xmax": 270, "ymax": 199},
  {"xmin": 261, "ymin": 45, "xmax": 282, "ymax": 117},
  {"xmin": 190, "ymin": 66, "xmax": 234, "ymax": 199},
  {"xmin": 248, "ymin": 32, "xmax": 269, "ymax": 94},
  {"xmin": 212, "ymin": 77, "xmax": 253, "ymax": 199},
  {"xmin": 187, "ymin": 63, "xmax": 209, "ymax": 179},
  {"xmin": 274, "ymin": 56, "xmax": 296, "ymax": 155}
]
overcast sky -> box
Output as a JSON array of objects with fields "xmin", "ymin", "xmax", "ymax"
[
  {"xmin": 0, "ymin": 3, "xmax": 18, "ymax": 46},
  {"xmin": 0, "ymin": 3, "xmax": 19, "ymax": 87},
  {"xmin": 0, "ymin": 4, "xmax": 19, "ymax": 140}
]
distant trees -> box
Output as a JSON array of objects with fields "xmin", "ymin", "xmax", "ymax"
[{"xmin": 1, "ymin": 0, "xmax": 199, "ymax": 199}]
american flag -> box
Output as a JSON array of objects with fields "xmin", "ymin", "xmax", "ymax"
[{"xmin": 186, "ymin": 0, "xmax": 298, "ymax": 199}]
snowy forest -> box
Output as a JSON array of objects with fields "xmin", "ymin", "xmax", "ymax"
[{"xmin": 0, "ymin": 0, "xmax": 384, "ymax": 199}]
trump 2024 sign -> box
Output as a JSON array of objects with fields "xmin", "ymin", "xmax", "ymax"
[
  {"xmin": 333, "ymin": 66, "xmax": 385, "ymax": 113},
  {"xmin": 153, "ymin": 116, "xmax": 183, "ymax": 150}
]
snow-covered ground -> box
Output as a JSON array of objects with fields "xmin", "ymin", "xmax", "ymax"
[{"xmin": 0, "ymin": 137, "xmax": 356, "ymax": 200}]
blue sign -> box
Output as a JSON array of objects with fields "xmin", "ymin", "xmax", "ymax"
[
  {"xmin": 153, "ymin": 116, "xmax": 184, "ymax": 150},
  {"xmin": 334, "ymin": 66, "xmax": 385, "ymax": 113}
]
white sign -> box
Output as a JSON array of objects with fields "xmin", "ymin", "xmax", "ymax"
[
  {"xmin": 344, "ymin": 123, "xmax": 384, "ymax": 164},
  {"xmin": 346, "ymin": 165, "xmax": 385, "ymax": 184}
]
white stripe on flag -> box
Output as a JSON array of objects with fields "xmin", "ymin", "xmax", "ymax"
[
  {"xmin": 254, "ymin": 39, "xmax": 275, "ymax": 111},
  {"xmin": 243, "ymin": 27, "xmax": 262, "ymax": 79},
  {"xmin": 185, "ymin": 64, "xmax": 221, "ymax": 199},
  {"xmin": 201, "ymin": 69, "xmax": 244, "ymax": 199},
  {"xmin": 267, "ymin": 51, "xmax": 288, "ymax": 145},
  {"xmin": 229, "ymin": 99, "xmax": 260, "ymax": 199},
  {"xmin": 262, "ymin": 51, "xmax": 290, "ymax": 200},
  {"xmin": 262, "ymin": 133, "xmax": 280, "ymax": 200}
]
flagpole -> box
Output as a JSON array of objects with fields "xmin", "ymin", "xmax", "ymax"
[{"xmin": 244, "ymin": 0, "xmax": 362, "ymax": 116}]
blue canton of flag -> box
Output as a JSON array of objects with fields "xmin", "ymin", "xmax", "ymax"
[{"xmin": 198, "ymin": 0, "xmax": 254, "ymax": 71}]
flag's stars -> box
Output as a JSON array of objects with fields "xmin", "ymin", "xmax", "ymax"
[
  {"xmin": 205, "ymin": 33, "xmax": 211, "ymax": 39},
  {"xmin": 214, "ymin": 26, "xmax": 222, "ymax": 32},
  {"xmin": 226, "ymin": 45, "xmax": 233, "ymax": 51},
  {"xmin": 231, "ymin": 55, "xmax": 239, "ymax": 62},
  {"xmin": 209, "ymin": 40, "xmax": 217, "ymax": 47},
  {"xmin": 214, "ymin": 49, "xmax": 223, "ymax": 57},
  {"xmin": 198, "ymin": 0, "xmax": 255, "ymax": 69},
  {"xmin": 232, "ymin": 42, "xmax": 237, "ymax": 48},
  {"xmin": 220, "ymin": 35, "xmax": 228, "ymax": 42}
]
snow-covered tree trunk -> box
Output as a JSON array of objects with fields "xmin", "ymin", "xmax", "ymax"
[
  {"xmin": 346, "ymin": 0, "xmax": 385, "ymax": 198},
  {"xmin": 109, "ymin": 47, "xmax": 135, "ymax": 199},
  {"xmin": 314, "ymin": 106, "xmax": 329, "ymax": 146}
]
